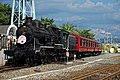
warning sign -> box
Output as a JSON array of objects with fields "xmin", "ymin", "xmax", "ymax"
[
  {"xmin": 17, "ymin": 35, "xmax": 26, "ymax": 44},
  {"xmin": 66, "ymin": 52, "xmax": 69, "ymax": 57}
]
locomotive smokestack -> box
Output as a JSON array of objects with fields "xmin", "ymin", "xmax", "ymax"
[{"xmin": 25, "ymin": 17, "xmax": 33, "ymax": 26}]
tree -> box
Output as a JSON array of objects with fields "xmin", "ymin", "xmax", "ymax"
[
  {"xmin": 76, "ymin": 29, "xmax": 95, "ymax": 39},
  {"xmin": 40, "ymin": 17, "xmax": 57, "ymax": 28},
  {"xmin": 60, "ymin": 23, "xmax": 95, "ymax": 39},
  {"xmin": 0, "ymin": 3, "xmax": 11, "ymax": 25},
  {"xmin": 60, "ymin": 23, "xmax": 76, "ymax": 33}
]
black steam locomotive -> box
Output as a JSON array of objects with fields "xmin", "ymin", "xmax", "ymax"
[{"xmin": 4, "ymin": 17, "xmax": 76, "ymax": 66}]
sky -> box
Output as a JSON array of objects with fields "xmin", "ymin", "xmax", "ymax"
[{"xmin": 1, "ymin": 0, "xmax": 120, "ymax": 38}]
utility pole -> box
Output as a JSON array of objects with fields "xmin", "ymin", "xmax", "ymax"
[
  {"xmin": 7, "ymin": 0, "xmax": 36, "ymax": 35},
  {"xmin": 110, "ymin": 35, "xmax": 112, "ymax": 44}
]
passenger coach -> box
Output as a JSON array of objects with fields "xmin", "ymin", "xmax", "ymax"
[{"xmin": 72, "ymin": 34, "xmax": 102, "ymax": 58}]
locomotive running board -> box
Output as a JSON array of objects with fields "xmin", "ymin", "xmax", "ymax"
[
  {"xmin": 40, "ymin": 46, "xmax": 54, "ymax": 49},
  {"xmin": 35, "ymin": 46, "xmax": 54, "ymax": 53},
  {"xmin": 55, "ymin": 44, "xmax": 63, "ymax": 46}
]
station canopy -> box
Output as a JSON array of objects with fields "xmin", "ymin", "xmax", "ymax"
[{"xmin": 0, "ymin": 25, "xmax": 17, "ymax": 36}]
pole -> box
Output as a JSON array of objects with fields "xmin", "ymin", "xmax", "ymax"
[
  {"xmin": 66, "ymin": 35, "xmax": 69, "ymax": 63},
  {"xmin": 33, "ymin": 38, "xmax": 35, "ymax": 50},
  {"xmin": 111, "ymin": 35, "xmax": 112, "ymax": 44},
  {"xmin": 11, "ymin": 0, "xmax": 15, "ymax": 25},
  {"xmin": 104, "ymin": 33, "xmax": 106, "ymax": 52}
]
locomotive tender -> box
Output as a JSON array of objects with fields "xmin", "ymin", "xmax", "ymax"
[{"xmin": 4, "ymin": 17, "xmax": 102, "ymax": 66}]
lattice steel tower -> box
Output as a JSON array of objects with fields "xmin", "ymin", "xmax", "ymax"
[
  {"xmin": 7, "ymin": 0, "xmax": 36, "ymax": 35},
  {"xmin": 11, "ymin": 0, "xmax": 36, "ymax": 27}
]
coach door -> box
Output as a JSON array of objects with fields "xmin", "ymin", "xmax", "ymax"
[{"xmin": 63, "ymin": 33, "xmax": 68, "ymax": 49}]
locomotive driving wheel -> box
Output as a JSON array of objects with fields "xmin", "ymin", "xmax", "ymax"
[
  {"xmin": 13, "ymin": 48, "xmax": 25, "ymax": 66},
  {"xmin": 25, "ymin": 57, "xmax": 34, "ymax": 66}
]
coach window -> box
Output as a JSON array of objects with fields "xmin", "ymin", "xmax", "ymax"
[
  {"xmin": 82, "ymin": 39, "xmax": 83, "ymax": 46},
  {"xmin": 95, "ymin": 43, "xmax": 97, "ymax": 47},
  {"xmin": 93, "ymin": 42, "xmax": 94, "ymax": 47},
  {"xmin": 89, "ymin": 41, "xmax": 91, "ymax": 47},
  {"xmin": 85, "ymin": 40, "xmax": 87, "ymax": 47},
  {"xmin": 84, "ymin": 40, "xmax": 86, "ymax": 47},
  {"xmin": 92, "ymin": 42, "xmax": 94, "ymax": 47},
  {"xmin": 96, "ymin": 44, "xmax": 98, "ymax": 48},
  {"xmin": 93, "ymin": 42, "xmax": 95, "ymax": 47},
  {"xmin": 86, "ymin": 40, "xmax": 88, "ymax": 47},
  {"xmin": 89, "ymin": 41, "xmax": 90, "ymax": 47},
  {"xmin": 86, "ymin": 41, "xmax": 88, "ymax": 47},
  {"xmin": 100, "ymin": 44, "xmax": 101, "ymax": 48},
  {"xmin": 87, "ymin": 40, "xmax": 89, "ymax": 47},
  {"xmin": 85, "ymin": 41, "xmax": 86, "ymax": 47},
  {"xmin": 90, "ymin": 41, "xmax": 91, "ymax": 47},
  {"xmin": 98, "ymin": 44, "xmax": 100, "ymax": 48},
  {"xmin": 87, "ymin": 41, "xmax": 89, "ymax": 47},
  {"xmin": 98, "ymin": 44, "xmax": 99, "ymax": 48},
  {"xmin": 82, "ymin": 39, "xmax": 84, "ymax": 46},
  {"xmin": 86, "ymin": 40, "xmax": 87, "ymax": 47},
  {"xmin": 92, "ymin": 42, "xmax": 93, "ymax": 47},
  {"xmin": 99, "ymin": 44, "xmax": 101, "ymax": 48},
  {"xmin": 83, "ymin": 39, "xmax": 85, "ymax": 47},
  {"xmin": 76, "ymin": 37, "xmax": 78, "ymax": 44},
  {"xmin": 80, "ymin": 38, "xmax": 82, "ymax": 46},
  {"xmin": 91, "ymin": 42, "xmax": 92, "ymax": 47},
  {"xmin": 88, "ymin": 41, "xmax": 90, "ymax": 47}
]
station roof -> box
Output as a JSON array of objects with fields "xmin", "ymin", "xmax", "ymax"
[{"xmin": 0, "ymin": 25, "xmax": 9, "ymax": 35}]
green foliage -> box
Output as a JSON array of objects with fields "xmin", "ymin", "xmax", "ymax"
[
  {"xmin": 60, "ymin": 23, "xmax": 95, "ymax": 39},
  {"xmin": 60, "ymin": 23, "xmax": 76, "ymax": 33},
  {"xmin": 112, "ymin": 46, "xmax": 118, "ymax": 53},
  {"xmin": 40, "ymin": 17, "xmax": 57, "ymax": 28},
  {"xmin": 0, "ymin": 3, "xmax": 11, "ymax": 25},
  {"xmin": 76, "ymin": 29, "xmax": 95, "ymax": 39},
  {"xmin": 102, "ymin": 44, "xmax": 118, "ymax": 54}
]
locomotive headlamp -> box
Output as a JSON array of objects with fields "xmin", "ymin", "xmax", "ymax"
[
  {"xmin": 17, "ymin": 35, "xmax": 26, "ymax": 44},
  {"xmin": 23, "ymin": 26, "xmax": 26, "ymax": 28}
]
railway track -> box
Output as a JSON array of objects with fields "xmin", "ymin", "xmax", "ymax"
[
  {"xmin": 72, "ymin": 63, "xmax": 120, "ymax": 80},
  {"xmin": 0, "ymin": 66, "xmax": 28, "ymax": 73}
]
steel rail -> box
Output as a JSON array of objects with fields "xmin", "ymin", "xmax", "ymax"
[
  {"xmin": 72, "ymin": 63, "xmax": 120, "ymax": 80},
  {"xmin": 101, "ymin": 69, "xmax": 120, "ymax": 80},
  {"xmin": 0, "ymin": 66, "xmax": 28, "ymax": 73}
]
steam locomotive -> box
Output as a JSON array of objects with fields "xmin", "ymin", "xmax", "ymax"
[{"xmin": 4, "ymin": 17, "xmax": 102, "ymax": 66}]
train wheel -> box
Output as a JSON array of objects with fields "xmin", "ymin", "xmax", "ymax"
[
  {"xmin": 40, "ymin": 57, "xmax": 45, "ymax": 64},
  {"xmin": 92, "ymin": 52, "xmax": 97, "ymax": 56},
  {"xmin": 76, "ymin": 53, "xmax": 80, "ymax": 59},
  {"xmin": 54, "ymin": 55, "xmax": 58, "ymax": 62},
  {"xmin": 25, "ymin": 57, "xmax": 34, "ymax": 66},
  {"xmin": 13, "ymin": 49, "xmax": 25, "ymax": 66},
  {"xmin": 47, "ymin": 55, "xmax": 52, "ymax": 63},
  {"xmin": 12, "ymin": 57, "xmax": 18, "ymax": 67}
]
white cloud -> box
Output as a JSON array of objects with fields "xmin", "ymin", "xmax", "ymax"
[
  {"xmin": 54, "ymin": 16, "xmax": 85, "ymax": 22},
  {"xmin": 81, "ymin": 0, "xmax": 95, "ymax": 8},
  {"xmin": 67, "ymin": 0, "xmax": 115, "ymax": 13},
  {"xmin": 113, "ymin": 12, "xmax": 120, "ymax": 20},
  {"xmin": 66, "ymin": 16, "xmax": 86, "ymax": 21}
]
